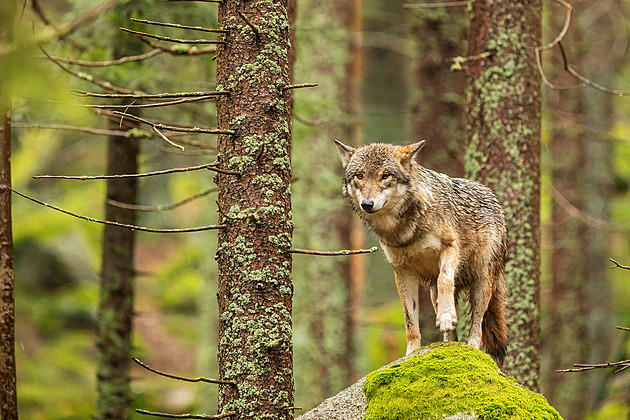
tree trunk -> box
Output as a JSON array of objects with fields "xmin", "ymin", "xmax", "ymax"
[
  {"xmin": 95, "ymin": 116, "xmax": 139, "ymax": 420},
  {"xmin": 215, "ymin": 0, "xmax": 294, "ymax": 417},
  {"xmin": 0, "ymin": 1, "xmax": 18, "ymax": 417},
  {"xmin": 465, "ymin": 0, "xmax": 542, "ymax": 391},
  {"xmin": 0, "ymin": 106, "xmax": 18, "ymax": 420}
]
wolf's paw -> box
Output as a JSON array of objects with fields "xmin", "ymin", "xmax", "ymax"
[{"xmin": 436, "ymin": 309, "xmax": 457, "ymax": 333}]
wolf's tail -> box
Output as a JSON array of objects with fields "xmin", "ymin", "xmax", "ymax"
[{"xmin": 482, "ymin": 285, "xmax": 509, "ymax": 367}]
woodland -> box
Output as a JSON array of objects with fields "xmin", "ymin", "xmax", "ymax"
[{"xmin": 1, "ymin": 0, "xmax": 630, "ymax": 419}]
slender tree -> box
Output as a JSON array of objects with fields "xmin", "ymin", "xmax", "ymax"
[
  {"xmin": 0, "ymin": 1, "xmax": 18, "ymax": 417},
  {"xmin": 466, "ymin": 0, "xmax": 543, "ymax": 391},
  {"xmin": 214, "ymin": 0, "xmax": 294, "ymax": 417}
]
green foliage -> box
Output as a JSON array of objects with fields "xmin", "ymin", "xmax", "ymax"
[{"xmin": 363, "ymin": 342, "xmax": 562, "ymax": 420}]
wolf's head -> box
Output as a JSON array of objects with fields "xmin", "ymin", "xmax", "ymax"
[{"xmin": 334, "ymin": 140, "xmax": 425, "ymax": 215}]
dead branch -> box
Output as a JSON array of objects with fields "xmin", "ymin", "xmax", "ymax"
[
  {"xmin": 74, "ymin": 90, "xmax": 228, "ymax": 100},
  {"xmin": 47, "ymin": 49, "xmax": 162, "ymax": 67},
  {"xmin": 610, "ymin": 259, "xmax": 630, "ymax": 271},
  {"xmin": 282, "ymin": 83, "xmax": 318, "ymax": 90},
  {"xmin": 164, "ymin": 0, "xmax": 223, "ymax": 3},
  {"xmin": 85, "ymin": 95, "xmax": 218, "ymax": 110},
  {"xmin": 40, "ymin": 47, "xmax": 136, "ymax": 94},
  {"xmin": 535, "ymin": 0, "xmax": 630, "ymax": 95},
  {"xmin": 402, "ymin": 1, "xmax": 467, "ymax": 8},
  {"xmin": 288, "ymin": 247, "xmax": 378, "ymax": 256},
  {"xmin": 132, "ymin": 357, "xmax": 235, "ymax": 385},
  {"xmin": 6, "ymin": 187, "xmax": 224, "ymax": 233},
  {"xmin": 136, "ymin": 409, "xmax": 235, "ymax": 419},
  {"xmin": 107, "ymin": 187, "xmax": 216, "ymax": 212},
  {"xmin": 33, "ymin": 162, "xmax": 239, "ymax": 180},
  {"xmin": 131, "ymin": 18, "xmax": 228, "ymax": 34},
  {"xmin": 119, "ymin": 28, "xmax": 225, "ymax": 44},
  {"xmin": 110, "ymin": 111, "xmax": 234, "ymax": 135},
  {"xmin": 238, "ymin": 11, "xmax": 260, "ymax": 36},
  {"xmin": 557, "ymin": 360, "xmax": 630, "ymax": 374},
  {"xmin": 152, "ymin": 126, "xmax": 185, "ymax": 151},
  {"xmin": 12, "ymin": 122, "xmax": 135, "ymax": 137},
  {"xmin": 135, "ymin": 36, "xmax": 217, "ymax": 56}
]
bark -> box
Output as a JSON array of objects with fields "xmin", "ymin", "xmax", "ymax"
[
  {"xmin": 465, "ymin": 0, "xmax": 542, "ymax": 391},
  {"xmin": 215, "ymin": 0, "xmax": 293, "ymax": 417},
  {"xmin": 1, "ymin": 106, "xmax": 18, "ymax": 420},
  {"xmin": 0, "ymin": 1, "xmax": 18, "ymax": 417},
  {"xmin": 95, "ymin": 116, "xmax": 139, "ymax": 419}
]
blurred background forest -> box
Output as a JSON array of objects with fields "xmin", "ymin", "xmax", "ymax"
[{"xmin": 3, "ymin": 0, "xmax": 630, "ymax": 419}]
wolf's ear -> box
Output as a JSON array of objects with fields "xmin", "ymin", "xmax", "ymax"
[
  {"xmin": 400, "ymin": 140, "xmax": 426, "ymax": 166},
  {"xmin": 334, "ymin": 139, "xmax": 356, "ymax": 168}
]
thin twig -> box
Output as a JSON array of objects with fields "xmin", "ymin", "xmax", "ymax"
[
  {"xmin": 557, "ymin": 360, "xmax": 630, "ymax": 374},
  {"xmin": 108, "ymin": 187, "xmax": 216, "ymax": 212},
  {"xmin": 135, "ymin": 36, "xmax": 217, "ymax": 56},
  {"xmin": 238, "ymin": 11, "xmax": 260, "ymax": 36},
  {"xmin": 164, "ymin": 0, "xmax": 223, "ymax": 2},
  {"xmin": 153, "ymin": 126, "xmax": 185, "ymax": 151},
  {"xmin": 402, "ymin": 1, "xmax": 467, "ymax": 8},
  {"xmin": 74, "ymin": 90, "xmax": 228, "ymax": 100},
  {"xmin": 33, "ymin": 163, "xmax": 239, "ymax": 180},
  {"xmin": 12, "ymin": 122, "xmax": 134, "ymax": 137},
  {"xmin": 132, "ymin": 357, "xmax": 235, "ymax": 385},
  {"xmin": 288, "ymin": 247, "xmax": 378, "ymax": 256},
  {"xmin": 136, "ymin": 409, "xmax": 235, "ymax": 419},
  {"xmin": 449, "ymin": 52, "xmax": 493, "ymax": 72},
  {"xmin": 610, "ymin": 259, "xmax": 630, "ymax": 271},
  {"xmin": 131, "ymin": 18, "xmax": 228, "ymax": 33},
  {"xmin": 282, "ymin": 83, "xmax": 318, "ymax": 90},
  {"xmin": 110, "ymin": 111, "xmax": 235, "ymax": 135},
  {"xmin": 47, "ymin": 49, "xmax": 162, "ymax": 67},
  {"xmin": 120, "ymin": 27, "xmax": 225, "ymax": 44},
  {"xmin": 6, "ymin": 187, "xmax": 224, "ymax": 233},
  {"xmin": 616, "ymin": 326, "xmax": 630, "ymax": 331},
  {"xmin": 85, "ymin": 95, "xmax": 218, "ymax": 109}
]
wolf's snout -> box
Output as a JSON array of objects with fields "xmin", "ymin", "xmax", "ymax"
[{"xmin": 361, "ymin": 199, "xmax": 375, "ymax": 212}]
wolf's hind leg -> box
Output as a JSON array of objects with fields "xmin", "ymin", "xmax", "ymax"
[
  {"xmin": 395, "ymin": 271, "xmax": 422, "ymax": 355},
  {"xmin": 467, "ymin": 274, "xmax": 493, "ymax": 350}
]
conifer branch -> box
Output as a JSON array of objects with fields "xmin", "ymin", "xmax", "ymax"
[
  {"xmin": 135, "ymin": 36, "xmax": 217, "ymax": 55},
  {"xmin": 107, "ymin": 187, "xmax": 216, "ymax": 212},
  {"xmin": 136, "ymin": 409, "xmax": 235, "ymax": 419},
  {"xmin": 33, "ymin": 163, "xmax": 238, "ymax": 180},
  {"xmin": 132, "ymin": 357, "xmax": 235, "ymax": 385},
  {"xmin": 153, "ymin": 126, "xmax": 185, "ymax": 151},
  {"xmin": 282, "ymin": 83, "xmax": 318, "ymax": 90},
  {"xmin": 131, "ymin": 18, "xmax": 228, "ymax": 33},
  {"xmin": 610, "ymin": 259, "xmax": 630, "ymax": 271},
  {"xmin": 47, "ymin": 49, "xmax": 162, "ymax": 67},
  {"xmin": 120, "ymin": 27, "xmax": 226, "ymax": 44},
  {"xmin": 6, "ymin": 187, "xmax": 224, "ymax": 233},
  {"xmin": 288, "ymin": 247, "xmax": 378, "ymax": 256},
  {"xmin": 74, "ymin": 90, "xmax": 229, "ymax": 99},
  {"xmin": 402, "ymin": 1, "xmax": 467, "ymax": 8},
  {"xmin": 110, "ymin": 111, "xmax": 235, "ymax": 135},
  {"xmin": 238, "ymin": 11, "xmax": 260, "ymax": 36},
  {"xmin": 85, "ymin": 95, "xmax": 218, "ymax": 109}
]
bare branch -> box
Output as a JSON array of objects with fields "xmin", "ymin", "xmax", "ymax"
[
  {"xmin": 84, "ymin": 95, "xmax": 218, "ymax": 110},
  {"xmin": 135, "ymin": 36, "xmax": 217, "ymax": 56},
  {"xmin": 40, "ymin": 47, "xmax": 136, "ymax": 94},
  {"xmin": 402, "ymin": 1, "xmax": 467, "ymax": 8},
  {"xmin": 610, "ymin": 259, "xmax": 630, "ymax": 271},
  {"xmin": 110, "ymin": 111, "xmax": 235, "ymax": 135},
  {"xmin": 33, "ymin": 162, "xmax": 239, "ymax": 180},
  {"xmin": 164, "ymin": 0, "xmax": 223, "ymax": 3},
  {"xmin": 153, "ymin": 126, "xmax": 185, "ymax": 151},
  {"xmin": 132, "ymin": 357, "xmax": 235, "ymax": 385},
  {"xmin": 131, "ymin": 18, "xmax": 228, "ymax": 34},
  {"xmin": 12, "ymin": 122, "xmax": 135, "ymax": 137},
  {"xmin": 47, "ymin": 49, "xmax": 162, "ymax": 67},
  {"xmin": 6, "ymin": 187, "xmax": 224, "ymax": 233},
  {"xmin": 616, "ymin": 326, "xmax": 630, "ymax": 332},
  {"xmin": 107, "ymin": 187, "xmax": 216, "ymax": 212},
  {"xmin": 238, "ymin": 11, "xmax": 260, "ymax": 36},
  {"xmin": 136, "ymin": 409, "xmax": 235, "ymax": 419},
  {"xmin": 557, "ymin": 360, "xmax": 630, "ymax": 374},
  {"xmin": 74, "ymin": 90, "xmax": 228, "ymax": 100},
  {"xmin": 288, "ymin": 247, "xmax": 379, "ymax": 256},
  {"xmin": 282, "ymin": 83, "xmax": 318, "ymax": 90},
  {"xmin": 120, "ymin": 27, "xmax": 225, "ymax": 44}
]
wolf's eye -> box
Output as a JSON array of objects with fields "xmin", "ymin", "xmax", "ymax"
[
  {"xmin": 355, "ymin": 173, "xmax": 363, "ymax": 180},
  {"xmin": 381, "ymin": 173, "xmax": 390, "ymax": 180}
]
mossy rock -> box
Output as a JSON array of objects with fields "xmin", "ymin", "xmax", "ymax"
[{"xmin": 363, "ymin": 342, "xmax": 563, "ymax": 420}]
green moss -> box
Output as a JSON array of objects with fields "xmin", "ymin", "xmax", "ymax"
[{"xmin": 363, "ymin": 342, "xmax": 562, "ymax": 420}]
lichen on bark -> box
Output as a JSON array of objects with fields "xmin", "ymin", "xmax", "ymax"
[{"xmin": 215, "ymin": 0, "xmax": 294, "ymax": 417}]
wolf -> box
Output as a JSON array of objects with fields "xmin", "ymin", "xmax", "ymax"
[{"xmin": 335, "ymin": 140, "xmax": 509, "ymax": 365}]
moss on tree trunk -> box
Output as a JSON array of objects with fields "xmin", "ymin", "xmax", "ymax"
[
  {"xmin": 215, "ymin": 0, "xmax": 294, "ymax": 417},
  {"xmin": 465, "ymin": 0, "xmax": 543, "ymax": 391}
]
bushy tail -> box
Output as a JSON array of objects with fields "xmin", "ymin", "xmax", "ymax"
[{"xmin": 482, "ymin": 286, "xmax": 509, "ymax": 368}]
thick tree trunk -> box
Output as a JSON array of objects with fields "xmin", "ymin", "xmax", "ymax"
[
  {"xmin": 215, "ymin": 0, "xmax": 294, "ymax": 417},
  {"xmin": 95, "ymin": 118, "xmax": 139, "ymax": 420},
  {"xmin": 466, "ymin": 0, "xmax": 542, "ymax": 391}
]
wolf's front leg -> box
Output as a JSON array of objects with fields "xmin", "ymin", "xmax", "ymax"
[
  {"xmin": 394, "ymin": 271, "xmax": 422, "ymax": 355},
  {"xmin": 436, "ymin": 243, "xmax": 459, "ymax": 339}
]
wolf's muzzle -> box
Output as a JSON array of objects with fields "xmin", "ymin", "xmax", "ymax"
[{"xmin": 361, "ymin": 199, "xmax": 375, "ymax": 212}]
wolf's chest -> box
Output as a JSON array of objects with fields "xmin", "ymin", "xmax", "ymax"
[{"xmin": 381, "ymin": 233, "xmax": 442, "ymax": 280}]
